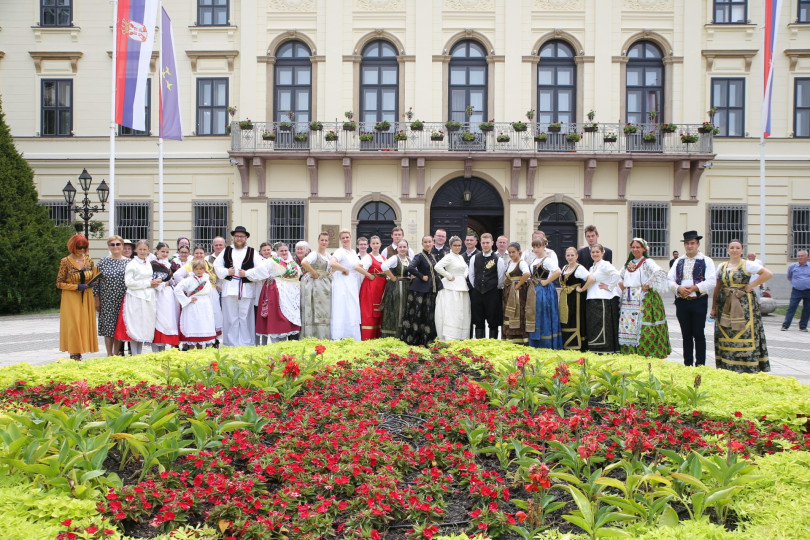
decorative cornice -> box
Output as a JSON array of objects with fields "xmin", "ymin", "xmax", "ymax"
[
  {"xmin": 31, "ymin": 25, "xmax": 80, "ymax": 43},
  {"xmin": 185, "ymin": 50, "xmax": 239, "ymax": 71},
  {"xmin": 784, "ymin": 49, "xmax": 810, "ymax": 71},
  {"xmin": 534, "ymin": 0, "xmax": 584, "ymax": 10},
  {"xmin": 444, "ymin": 0, "xmax": 494, "ymax": 10},
  {"xmin": 355, "ymin": 0, "xmax": 404, "ymax": 9},
  {"xmin": 267, "ymin": 0, "xmax": 316, "ymax": 11},
  {"xmin": 343, "ymin": 54, "xmax": 362, "ymax": 63},
  {"xmin": 623, "ymin": 0, "xmax": 672, "ymax": 10},
  {"xmin": 29, "ymin": 51, "xmax": 83, "ymax": 74},
  {"xmin": 188, "ymin": 25, "xmax": 236, "ymax": 42},
  {"xmin": 702, "ymin": 49, "xmax": 757, "ymax": 72}
]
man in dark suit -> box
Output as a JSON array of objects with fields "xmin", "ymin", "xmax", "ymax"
[
  {"xmin": 431, "ymin": 228, "xmax": 451, "ymax": 260},
  {"xmin": 577, "ymin": 224, "xmax": 613, "ymax": 268},
  {"xmin": 462, "ymin": 232, "xmax": 480, "ymax": 336}
]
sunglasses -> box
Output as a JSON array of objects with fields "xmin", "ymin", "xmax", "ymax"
[
  {"xmin": 108, "ymin": 242, "xmax": 122, "ymax": 247},
  {"xmin": 76, "ymin": 246, "xmax": 89, "ymax": 250}
]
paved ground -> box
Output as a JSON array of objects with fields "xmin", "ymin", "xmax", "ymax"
[{"xmin": 1, "ymin": 300, "xmax": 808, "ymax": 384}]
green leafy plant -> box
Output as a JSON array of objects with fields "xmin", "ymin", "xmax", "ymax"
[
  {"xmin": 309, "ymin": 120, "xmax": 323, "ymax": 131},
  {"xmin": 445, "ymin": 120, "xmax": 462, "ymax": 131},
  {"xmin": 393, "ymin": 130, "xmax": 408, "ymax": 141},
  {"xmin": 358, "ymin": 132, "xmax": 374, "ymax": 142},
  {"xmin": 238, "ymin": 119, "xmax": 253, "ymax": 130},
  {"xmin": 681, "ymin": 133, "xmax": 699, "ymax": 143},
  {"xmin": 562, "ymin": 485, "xmax": 637, "ymax": 539},
  {"xmin": 430, "ymin": 131, "xmax": 444, "ymax": 141},
  {"xmin": 409, "ymin": 120, "xmax": 424, "ymax": 131},
  {"xmin": 496, "ymin": 133, "xmax": 510, "ymax": 142},
  {"xmin": 261, "ymin": 130, "xmax": 276, "ymax": 140},
  {"xmin": 566, "ymin": 132, "xmax": 582, "ymax": 143},
  {"xmin": 512, "ymin": 121, "xmax": 528, "ymax": 132},
  {"xmin": 534, "ymin": 133, "xmax": 548, "ymax": 142},
  {"xmin": 479, "ymin": 120, "xmax": 495, "ymax": 131},
  {"xmin": 374, "ymin": 120, "xmax": 391, "ymax": 131},
  {"xmin": 324, "ymin": 130, "xmax": 338, "ymax": 141},
  {"xmin": 660, "ymin": 123, "xmax": 678, "ymax": 133},
  {"xmin": 643, "ymin": 132, "xmax": 658, "ymax": 142},
  {"xmin": 460, "ymin": 131, "xmax": 476, "ymax": 142},
  {"xmin": 623, "ymin": 124, "xmax": 639, "ymax": 134}
]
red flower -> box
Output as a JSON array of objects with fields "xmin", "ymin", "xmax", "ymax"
[
  {"xmin": 61, "ymin": 519, "xmax": 72, "ymax": 527},
  {"xmin": 734, "ymin": 411, "xmax": 743, "ymax": 418},
  {"xmin": 516, "ymin": 354, "xmax": 530, "ymax": 371},
  {"xmin": 553, "ymin": 362, "xmax": 570, "ymax": 384},
  {"xmin": 84, "ymin": 526, "xmax": 98, "ymax": 534},
  {"xmin": 282, "ymin": 360, "xmax": 301, "ymax": 379},
  {"xmin": 315, "ymin": 344, "xmax": 326, "ymax": 355},
  {"xmin": 516, "ymin": 510, "xmax": 527, "ymax": 523},
  {"xmin": 526, "ymin": 463, "xmax": 551, "ymax": 491},
  {"xmin": 210, "ymin": 361, "xmax": 219, "ymax": 372},
  {"xmin": 507, "ymin": 372, "xmax": 518, "ymax": 388}
]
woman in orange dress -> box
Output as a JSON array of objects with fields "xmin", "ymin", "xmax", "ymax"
[{"xmin": 56, "ymin": 234, "xmax": 99, "ymax": 360}]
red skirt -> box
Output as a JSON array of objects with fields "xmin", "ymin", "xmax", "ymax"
[
  {"xmin": 360, "ymin": 275, "xmax": 386, "ymax": 340},
  {"xmin": 113, "ymin": 298, "xmax": 134, "ymax": 342},
  {"xmin": 256, "ymin": 280, "xmax": 299, "ymax": 336},
  {"xmin": 153, "ymin": 329, "xmax": 180, "ymax": 346}
]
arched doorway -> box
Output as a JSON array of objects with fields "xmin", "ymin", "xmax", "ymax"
[
  {"xmin": 538, "ymin": 202, "xmax": 578, "ymax": 263},
  {"xmin": 356, "ymin": 201, "xmax": 397, "ymax": 243},
  {"xmin": 430, "ymin": 177, "xmax": 504, "ymax": 247}
]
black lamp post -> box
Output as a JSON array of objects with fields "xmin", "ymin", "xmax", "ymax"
[{"xmin": 62, "ymin": 169, "xmax": 109, "ymax": 239}]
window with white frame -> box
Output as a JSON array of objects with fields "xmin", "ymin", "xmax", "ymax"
[
  {"xmin": 42, "ymin": 79, "xmax": 72, "ymax": 136},
  {"xmin": 631, "ymin": 202, "xmax": 669, "ymax": 257},
  {"xmin": 116, "ymin": 202, "xmax": 151, "ymax": 243},
  {"xmin": 800, "ymin": 0, "xmax": 810, "ymax": 23},
  {"xmin": 790, "ymin": 206, "xmax": 810, "ymax": 259},
  {"xmin": 40, "ymin": 200, "xmax": 72, "ymax": 227},
  {"xmin": 796, "ymin": 78, "xmax": 810, "ymax": 138},
  {"xmin": 198, "ymin": 0, "xmax": 228, "ymax": 26},
  {"xmin": 193, "ymin": 201, "xmax": 229, "ymax": 252},
  {"xmin": 196, "ymin": 78, "xmax": 228, "ymax": 136},
  {"xmin": 711, "ymin": 78, "xmax": 745, "ymax": 137},
  {"xmin": 268, "ymin": 200, "xmax": 306, "ymax": 246},
  {"xmin": 713, "ymin": 0, "xmax": 747, "ymax": 23},
  {"xmin": 41, "ymin": 0, "xmax": 72, "ymax": 27},
  {"xmin": 709, "ymin": 204, "xmax": 747, "ymax": 258}
]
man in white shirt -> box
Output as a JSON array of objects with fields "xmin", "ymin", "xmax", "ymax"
[
  {"xmin": 468, "ymin": 233, "xmax": 506, "ymax": 339},
  {"xmin": 384, "ymin": 226, "xmax": 414, "ymax": 259},
  {"xmin": 206, "ymin": 236, "xmax": 226, "ymax": 265},
  {"xmin": 495, "ymin": 235, "xmax": 510, "ymax": 264},
  {"xmin": 214, "ymin": 226, "xmax": 263, "ymax": 347},
  {"xmin": 523, "ymin": 231, "xmax": 558, "ymax": 267},
  {"xmin": 667, "ymin": 230, "xmax": 717, "ymax": 367}
]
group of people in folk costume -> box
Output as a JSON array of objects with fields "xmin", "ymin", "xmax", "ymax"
[{"xmin": 58, "ymin": 223, "xmax": 773, "ymax": 375}]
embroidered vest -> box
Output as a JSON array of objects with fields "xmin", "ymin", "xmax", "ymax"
[
  {"xmin": 223, "ymin": 246, "xmax": 255, "ymax": 283},
  {"xmin": 474, "ymin": 252, "xmax": 499, "ymax": 293},
  {"xmin": 675, "ymin": 257, "xmax": 706, "ymax": 285}
]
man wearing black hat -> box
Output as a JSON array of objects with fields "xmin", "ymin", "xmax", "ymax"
[
  {"xmin": 214, "ymin": 226, "xmax": 262, "ymax": 347},
  {"xmin": 667, "ymin": 231, "xmax": 716, "ymax": 366}
]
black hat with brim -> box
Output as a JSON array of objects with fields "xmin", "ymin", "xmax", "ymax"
[
  {"xmin": 230, "ymin": 226, "xmax": 250, "ymax": 238},
  {"xmin": 681, "ymin": 230, "xmax": 703, "ymax": 242}
]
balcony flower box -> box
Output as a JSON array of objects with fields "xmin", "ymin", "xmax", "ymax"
[
  {"xmin": 496, "ymin": 133, "xmax": 510, "ymax": 143},
  {"xmin": 430, "ymin": 131, "xmax": 444, "ymax": 141},
  {"xmin": 343, "ymin": 121, "xmax": 356, "ymax": 131},
  {"xmin": 681, "ymin": 133, "xmax": 699, "ymax": 144},
  {"xmin": 324, "ymin": 131, "xmax": 338, "ymax": 142},
  {"xmin": 603, "ymin": 134, "xmax": 618, "ymax": 142},
  {"xmin": 358, "ymin": 132, "xmax": 374, "ymax": 142},
  {"xmin": 534, "ymin": 133, "xmax": 548, "ymax": 142},
  {"xmin": 410, "ymin": 120, "xmax": 424, "ymax": 131},
  {"xmin": 294, "ymin": 132, "xmax": 308, "ymax": 142},
  {"xmin": 239, "ymin": 119, "xmax": 253, "ymax": 130},
  {"xmin": 698, "ymin": 122, "xmax": 719, "ymax": 134},
  {"xmin": 479, "ymin": 121, "xmax": 495, "ymax": 132},
  {"xmin": 547, "ymin": 121, "xmax": 562, "ymax": 132},
  {"xmin": 394, "ymin": 131, "xmax": 408, "ymax": 142},
  {"xmin": 566, "ymin": 132, "xmax": 582, "ymax": 143},
  {"xmin": 623, "ymin": 124, "xmax": 639, "ymax": 134},
  {"xmin": 310, "ymin": 121, "xmax": 323, "ymax": 131},
  {"xmin": 660, "ymin": 123, "xmax": 678, "ymax": 133},
  {"xmin": 278, "ymin": 121, "xmax": 294, "ymax": 131},
  {"xmin": 445, "ymin": 120, "xmax": 462, "ymax": 132},
  {"xmin": 374, "ymin": 120, "xmax": 391, "ymax": 132},
  {"xmin": 511, "ymin": 121, "xmax": 528, "ymax": 132},
  {"xmin": 261, "ymin": 131, "xmax": 276, "ymax": 141},
  {"xmin": 583, "ymin": 123, "xmax": 598, "ymax": 132},
  {"xmin": 643, "ymin": 132, "xmax": 658, "ymax": 143},
  {"xmin": 460, "ymin": 131, "xmax": 476, "ymax": 142}
]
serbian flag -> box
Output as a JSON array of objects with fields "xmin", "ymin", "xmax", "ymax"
[
  {"xmin": 115, "ymin": 0, "xmax": 158, "ymax": 131},
  {"xmin": 160, "ymin": 8, "xmax": 183, "ymax": 141},
  {"xmin": 761, "ymin": 0, "xmax": 783, "ymax": 138}
]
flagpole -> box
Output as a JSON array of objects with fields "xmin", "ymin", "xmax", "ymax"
[
  {"xmin": 158, "ymin": 0, "xmax": 164, "ymax": 243},
  {"xmin": 109, "ymin": 0, "xmax": 118, "ymax": 236}
]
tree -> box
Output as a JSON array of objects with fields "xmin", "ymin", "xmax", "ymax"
[{"xmin": 0, "ymin": 97, "xmax": 73, "ymax": 313}]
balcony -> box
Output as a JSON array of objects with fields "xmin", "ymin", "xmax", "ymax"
[{"xmin": 230, "ymin": 121, "xmax": 714, "ymax": 157}]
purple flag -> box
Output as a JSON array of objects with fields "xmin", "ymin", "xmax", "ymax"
[{"xmin": 160, "ymin": 7, "xmax": 182, "ymax": 140}]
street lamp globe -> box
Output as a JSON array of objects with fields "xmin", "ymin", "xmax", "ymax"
[
  {"xmin": 78, "ymin": 168, "xmax": 93, "ymax": 192},
  {"xmin": 96, "ymin": 179, "xmax": 110, "ymax": 204},
  {"xmin": 62, "ymin": 180, "xmax": 77, "ymax": 205}
]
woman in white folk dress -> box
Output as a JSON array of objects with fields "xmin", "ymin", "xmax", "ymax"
[
  {"xmin": 329, "ymin": 229, "xmax": 363, "ymax": 340},
  {"xmin": 433, "ymin": 235, "xmax": 471, "ymax": 340},
  {"xmin": 173, "ymin": 260, "xmax": 217, "ymax": 349},
  {"xmin": 173, "ymin": 245, "xmax": 223, "ymax": 338},
  {"xmin": 114, "ymin": 240, "xmax": 160, "ymax": 355},
  {"xmin": 151, "ymin": 242, "xmax": 180, "ymax": 352},
  {"xmin": 247, "ymin": 243, "xmax": 302, "ymax": 344}
]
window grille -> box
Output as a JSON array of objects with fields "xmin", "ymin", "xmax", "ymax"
[
  {"xmin": 631, "ymin": 202, "xmax": 669, "ymax": 257},
  {"xmin": 116, "ymin": 202, "xmax": 151, "ymax": 243},
  {"xmin": 268, "ymin": 200, "xmax": 306, "ymax": 246},
  {"xmin": 40, "ymin": 200, "xmax": 72, "ymax": 227},
  {"xmin": 709, "ymin": 205, "xmax": 747, "ymax": 258},
  {"xmin": 791, "ymin": 206, "xmax": 810, "ymax": 259},
  {"xmin": 193, "ymin": 201, "xmax": 229, "ymax": 252}
]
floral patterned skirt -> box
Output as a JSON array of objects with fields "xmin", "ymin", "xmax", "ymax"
[
  {"xmin": 400, "ymin": 290, "xmax": 437, "ymax": 347},
  {"xmin": 619, "ymin": 290, "xmax": 672, "ymax": 358}
]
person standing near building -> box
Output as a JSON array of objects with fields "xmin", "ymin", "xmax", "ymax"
[
  {"xmin": 577, "ymin": 225, "xmax": 613, "ymax": 268},
  {"xmin": 523, "ymin": 231, "xmax": 558, "ymax": 268},
  {"xmin": 300, "ymin": 232, "xmax": 333, "ymax": 339},
  {"xmin": 667, "ymin": 231, "xmax": 716, "ymax": 366},
  {"xmin": 669, "ymin": 250, "xmax": 679, "ymax": 268},
  {"xmin": 206, "ymin": 237, "xmax": 226, "ymax": 265},
  {"xmin": 781, "ymin": 250, "xmax": 810, "ymax": 332},
  {"xmin": 330, "ymin": 229, "xmax": 363, "ymax": 340},
  {"xmin": 528, "ymin": 238, "xmax": 562, "ymax": 349},
  {"xmin": 214, "ymin": 226, "xmax": 262, "ymax": 347},
  {"xmin": 384, "ymin": 227, "xmax": 414, "ymax": 259},
  {"xmin": 380, "ymin": 239, "xmax": 412, "ymax": 340},
  {"xmin": 468, "ymin": 233, "xmax": 506, "ymax": 339},
  {"xmin": 431, "ymin": 228, "xmax": 451, "ymax": 260},
  {"xmin": 495, "ymin": 235, "xmax": 510, "ymax": 265},
  {"xmin": 114, "ymin": 240, "xmax": 160, "ymax": 355},
  {"xmin": 57, "ymin": 234, "xmax": 99, "ymax": 361},
  {"xmin": 401, "ymin": 235, "xmax": 442, "ymax": 346},
  {"xmin": 433, "ymin": 235, "xmax": 471, "ymax": 340},
  {"xmin": 359, "ymin": 236, "xmax": 387, "ymax": 340},
  {"xmin": 581, "ymin": 243, "xmax": 620, "ymax": 353},
  {"xmin": 501, "ymin": 242, "xmax": 533, "ymax": 345}
]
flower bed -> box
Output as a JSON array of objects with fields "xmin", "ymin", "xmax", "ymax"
[{"xmin": 0, "ymin": 341, "xmax": 809, "ymax": 540}]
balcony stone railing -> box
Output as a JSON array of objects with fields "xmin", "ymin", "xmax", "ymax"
[{"xmin": 230, "ymin": 121, "xmax": 714, "ymax": 155}]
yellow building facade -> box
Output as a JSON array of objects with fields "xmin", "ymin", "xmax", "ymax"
[{"xmin": 1, "ymin": 0, "xmax": 809, "ymax": 275}]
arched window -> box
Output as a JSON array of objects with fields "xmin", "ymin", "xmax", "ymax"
[
  {"xmin": 448, "ymin": 40, "xmax": 487, "ymax": 125},
  {"xmin": 274, "ymin": 41, "xmax": 311, "ymax": 124},
  {"xmin": 360, "ymin": 41, "xmax": 398, "ymax": 127},
  {"xmin": 537, "ymin": 41, "xmax": 576, "ymax": 125},
  {"xmin": 356, "ymin": 201, "xmax": 398, "ymax": 241},
  {"xmin": 626, "ymin": 41, "xmax": 664, "ymax": 124}
]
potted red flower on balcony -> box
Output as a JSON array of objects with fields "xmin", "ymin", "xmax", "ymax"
[{"xmin": 548, "ymin": 121, "xmax": 562, "ymax": 133}]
